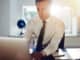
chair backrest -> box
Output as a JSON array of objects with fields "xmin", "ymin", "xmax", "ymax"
[
  {"xmin": 58, "ymin": 34, "xmax": 65, "ymax": 49},
  {"xmin": 58, "ymin": 33, "xmax": 65, "ymax": 51}
]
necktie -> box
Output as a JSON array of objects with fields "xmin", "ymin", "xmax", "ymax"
[{"xmin": 36, "ymin": 21, "xmax": 46, "ymax": 52}]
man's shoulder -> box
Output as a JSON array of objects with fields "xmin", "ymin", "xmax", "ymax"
[{"xmin": 51, "ymin": 16, "xmax": 64, "ymax": 24}]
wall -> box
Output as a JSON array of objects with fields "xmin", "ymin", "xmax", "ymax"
[
  {"xmin": 9, "ymin": 0, "xmax": 35, "ymax": 36},
  {"xmin": 0, "ymin": 0, "xmax": 10, "ymax": 36},
  {"xmin": 77, "ymin": 16, "xmax": 80, "ymax": 35},
  {"xmin": 0, "ymin": 0, "xmax": 35, "ymax": 36},
  {"xmin": 65, "ymin": 36, "xmax": 80, "ymax": 48}
]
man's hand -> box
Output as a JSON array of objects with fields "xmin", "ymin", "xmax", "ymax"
[{"xmin": 31, "ymin": 52, "xmax": 43, "ymax": 60}]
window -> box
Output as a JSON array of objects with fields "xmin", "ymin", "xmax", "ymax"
[{"xmin": 23, "ymin": 5, "xmax": 77, "ymax": 36}]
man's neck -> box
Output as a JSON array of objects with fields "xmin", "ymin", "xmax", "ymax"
[{"xmin": 40, "ymin": 15, "xmax": 49, "ymax": 21}]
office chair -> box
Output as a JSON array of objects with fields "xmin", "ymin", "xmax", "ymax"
[{"xmin": 57, "ymin": 33, "xmax": 66, "ymax": 52}]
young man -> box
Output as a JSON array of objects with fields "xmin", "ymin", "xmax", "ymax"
[{"xmin": 25, "ymin": 0, "xmax": 64, "ymax": 60}]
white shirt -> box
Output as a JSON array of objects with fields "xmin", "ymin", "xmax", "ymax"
[{"xmin": 25, "ymin": 15, "xmax": 65, "ymax": 56}]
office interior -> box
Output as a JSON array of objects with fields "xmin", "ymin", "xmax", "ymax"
[{"xmin": 0, "ymin": 0, "xmax": 80, "ymax": 60}]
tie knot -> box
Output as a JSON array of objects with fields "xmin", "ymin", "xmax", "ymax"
[{"xmin": 43, "ymin": 21, "xmax": 46, "ymax": 24}]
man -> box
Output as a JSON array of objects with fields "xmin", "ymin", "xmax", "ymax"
[{"xmin": 25, "ymin": 0, "xmax": 64, "ymax": 60}]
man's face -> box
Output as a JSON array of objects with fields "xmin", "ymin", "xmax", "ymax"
[{"xmin": 36, "ymin": 0, "xmax": 50, "ymax": 18}]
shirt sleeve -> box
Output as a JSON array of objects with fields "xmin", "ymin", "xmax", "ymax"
[
  {"xmin": 42, "ymin": 21, "xmax": 65, "ymax": 56},
  {"xmin": 24, "ymin": 20, "xmax": 34, "ymax": 53}
]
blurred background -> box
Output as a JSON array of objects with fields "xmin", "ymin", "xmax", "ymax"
[
  {"xmin": 0, "ymin": 0, "xmax": 80, "ymax": 48},
  {"xmin": 0, "ymin": 0, "xmax": 80, "ymax": 59}
]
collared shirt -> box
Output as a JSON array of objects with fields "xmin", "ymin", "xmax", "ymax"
[{"xmin": 25, "ymin": 15, "xmax": 65, "ymax": 56}]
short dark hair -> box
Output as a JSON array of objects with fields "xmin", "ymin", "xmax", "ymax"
[{"xmin": 35, "ymin": 0, "xmax": 45, "ymax": 4}]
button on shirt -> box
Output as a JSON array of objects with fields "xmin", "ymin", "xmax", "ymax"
[{"xmin": 25, "ymin": 15, "xmax": 64, "ymax": 56}]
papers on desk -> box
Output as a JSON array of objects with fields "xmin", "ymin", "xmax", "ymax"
[
  {"xmin": 55, "ymin": 49, "xmax": 72, "ymax": 59},
  {"xmin": 58, "ymin": 49, "xmax": 65, "ymax": 57},
  {"xmin": 56, "ymin": 48, "xmax": 80, "ymax": 60},
  {"xmin": 66, "ymin": 48, "xmax": 80, "ymax": 59},
  {"xmin": 54, "ymin": 49, "xmax": 65, "ymax": 57}
]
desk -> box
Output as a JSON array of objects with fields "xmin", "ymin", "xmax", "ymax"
[
  {"xmin": 0, "ymin": 37, "xmax": 80, "ymax": 60},
  {"xmin": 56, "ymin": 48, "xmax": 80, "ymax": 60},
  {"xmin": 66, "ymin": 48, "xmax": 80, "ymax": 60}
]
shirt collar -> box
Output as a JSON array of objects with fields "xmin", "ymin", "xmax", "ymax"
[
  {"xmin": 45, "ymin": 16, "xmax": 51, "ymax": 22},
  {"xmin": 36, "ymin": 15, "xmax": 51, "ymax": 23},
  {"xmin": 38, "ymin": 16, "xmax": 51, "ymax": 23}
]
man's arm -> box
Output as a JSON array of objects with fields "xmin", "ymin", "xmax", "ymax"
[
  {"xmin": 24, "ymin": 20, "xmax": 34, "ymax": 53},
  {"xmin": 42, "ymin": 20, "xmax": 65, "ymax": 56}
]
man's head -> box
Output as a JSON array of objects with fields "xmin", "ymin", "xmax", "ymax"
[{"xmin": 35, "ymin": 0, "xmax": 51, "ymax": 20}]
